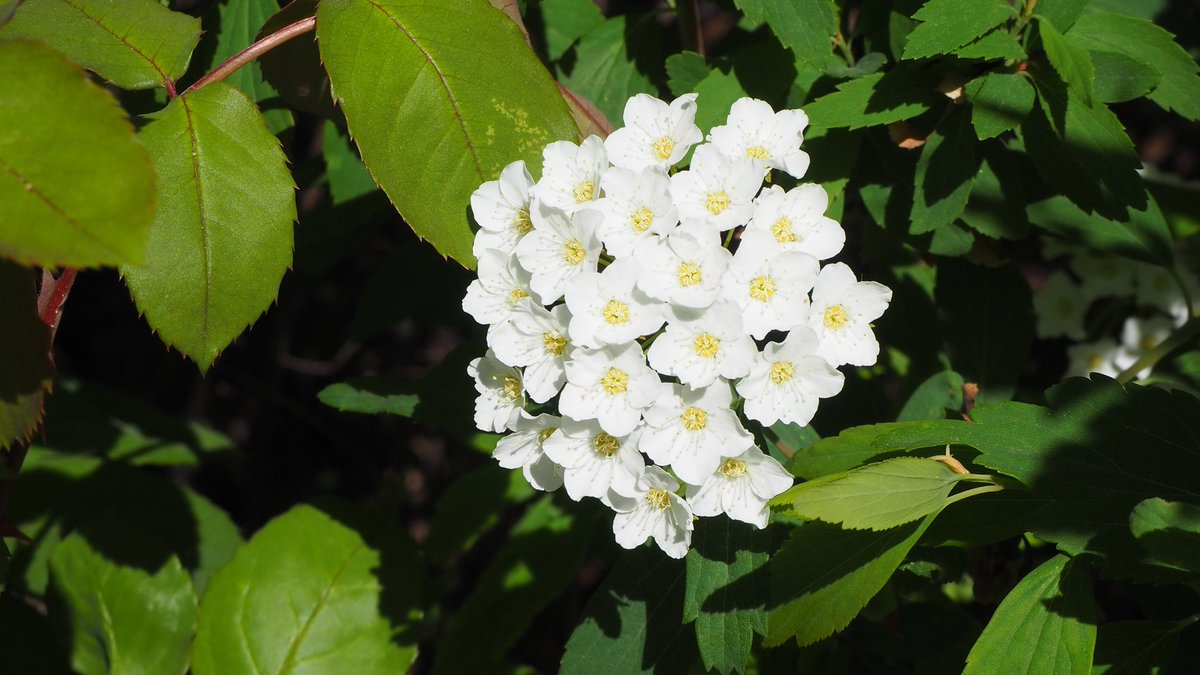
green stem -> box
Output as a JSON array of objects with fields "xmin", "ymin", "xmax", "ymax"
[
  {"xmin": 1170, "ymin": 267, "xmax": 1196, "ymax": 318},
  {"xmin": 1116, "ymin": 317, "xmax": 1200, "ymax": 384},
  {"xmin": 833, "ymin": 32, "xmax": 855, "ymax": 67},
  {"xmin": 943, "ymin": 483, "xmax": 1005, "ymax": 508},
  {"xmin": 185, "ymin": 16, "xmax": 316, "ymax": 95}
]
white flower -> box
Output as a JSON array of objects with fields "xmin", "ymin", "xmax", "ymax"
[
  {"xmin": 609, "ymin": 466, "xmax": 693, "ymax": 559},
  {"xmin": 470, "ymin": 160, "xmax": 535, "ymax": 257},
  {"xmin": 634, "ymin": 228, "xmax": 731, "ymax": 310},
  {"xmin": 1134, "ymin": 263, "xmax": 1197, "ymax": 325},
  {"xmin": 593, "ymin": 166, "xmax": 678, "ymax": 258},
  {"xmin": 807, "ymin": 262, "xmax": 892, "ymax": 367},
  {"xmin": 708, "ymin": 97, "xmax": 810, "ymax": 178},
  {"xmin": 604, "ymin": 93, "xmax": 702, "ymax": 171},
  {"xmin": 564, "ymin": 257, "xmax": 666, "ymax": 349},
  {"xmin": 487, "ymin": 300, "xmax": 570, "ymax": 403},
  {"xmin": 1033, "ymin": 270, "xmax": 1088, "ymax": 340},
  {"xmin": 462, "ymin": 250, "xmax": 541, "ymax": 326},
  {"xmin": 559, "ymin": 343, "xmax": 662, "ymax": 436},
  {"xmin": 669, "ymin": 144, "xmax": 762, "ymax": 231},
  {"xmin": 1112, "ymin": 315, "xmax": 1175, "ymax": 379},
  {"xmin": 740, "ymin": 184, "xmax": 844, "ymax": 261},
  {"xmin": 686, "ymin": 446, "xmax": 794, "ymax": 528},
  {"xmin": 646, "ymin": 301, "xmax": 756, "ymax": 387},
  {"xmin": 640, "ymin": 382, "xmax": 755, "ymax": 484},
  {"xmin": 468, "ymin": 350, "xmax": 525, "ymax": 432},
  {"xmin": 515, "ymin": 201, "xmax": 602, "ymax": 302},
  {"xmin": 1066, "ymin": 341, "xmax": 1122, "ymax": 378},
  {"xmin": 532, "ymin": 136, "xmax": 607, "ymax": 214},
  {"xmin": 542, "ymin": 417, "xmax": 645, "ymax": 501},
  {"xmin": 737, "ymin": 327, "xmax": 844, "ymax": 426},
  {"xmin": 1072, "ymin": 252, "xmax": 1135, "ymax": 301},
  {"xmin": 721, "ymin": 248, "xmax": 818, "ymax": 340},
  {"xmin": 493, "ymin": 412, "xmax": 564, "ymax": 492}
]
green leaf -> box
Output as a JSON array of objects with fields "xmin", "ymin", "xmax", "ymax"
[
  {"xmin": 960, "ymin": 70, "xmax": 1036, "ymax": 139},
  {"xmin": 964, "ymin": 554, "xmax": 1097, "ymax": 675},
  {"xmin": 318, "ymin": 379, "xmax": 419, "ymax": 417},
  {"xmin": 559, "ymin": 14, "xmax": 659, "ymax": 127},
  {"xmin": 191, "ymin": 504, "xmax": 423, "ymax": 675},
  {"xmin": 1129, "ymin": 498, "xmax": 1200, "ymax": 574},
  {"xmin": 901, "ymin": 0, "xmax": 1014, "ymax": 60},
  {"xmin": 936, "ymin": 259, "xmax": 1034, "ymax": 403},
  {"xmin": 693, "ymin": 68, "xmax": 749, "ymax": 135},
  {"xmin": 319, "ymin": 0, "xmax": 579, "ymax": 267},
  {"xmin": 787, "ymin": 422, "xmax": 910, "ymax": 480},
  {"xmin": 1038, "ymin": 17, "xmax": 1096, "ymax": 106},
  {"xmin": 1092, "ymin": 619, "xmax": 1195, "ymax": 675},
  {"xmin": 122, "ymin": 83, "xmax": 295, "ymax": 371},
  {"xmin": 1088, "ymin": 49, "xmax": 1162, "ymax": 104},
  {"xmin": 910, "ymin": 107, "xmax": 979, "ymax": 235},
  {"xmin": 48, "ymin": 523, "xmax": 198, "ymax": 675},
  {"xmin": 928, "ymin": 220, "xmax": 974, "ymax": 256},
  {"xmin": 1033, "ymin": 0, "xmax": 1091, "ymax": 31},
  {"xmin": 803, "ymin": 65, "xmax": 942, "ymax": 130},
  {"xmin": 1067, "ymin": 10, "xmax": 1200, "ymax": 121},
  {"xmin": 953, "ymin": 28, "xmax": 1027, "ymax": 61},
  {"xmin": 683, "ymin": 519, "xmax": 769, "ymax": 675},
  {"xmin": 733, "ymin": 0, "xmax": 839, "ymax": 70},
  {"xmin": 767, "ymin": 516, "xmax": 933, "ymax": 646},
  {"xmin": 961, "ymin": 144, "xmax": 1031, "ymax": 239},
  {"xmin": 201, "ymin": 0, "xmax": 294, "ymax": 135},
  {"xmin": 1026, "ymin": 193, "xmax": 1174, "ymax": 267},
  {"xmin": 765, "ymin": 421, "xmax": 820, "ymax": 464},
  {"xmin": 421, "ymin": 464, "xmax": 535, "ymax": 564},
  {"xmin": 0, "ymin": 40, "xmax": 154, "ymax": 268},
  {"xmin": 1, "ymin": 0, "xmax": 200, "ymax": 89},
  {"xmin": 897, "ymin": 370, "xmax": 964, "ymax": 422},
  {"xmin": 0, "ymin": 261, "xmax": 50, "ymax": 449},
  {"xmin": 562, "ymin": 547, "xmax": 698, "ymax": 674},
  {"xmin": 774, "ymin": 457, "xmax": 962, "ymax": 530},
  {"xmin": 666, "ymin": 51, "xmax": 709, "ymax": 97},
  {"xmin": 540, "ymin": 0, "xmax": 603, "ymax": 61},
  {"xmin": 258, "ymin": 0, "xmax": 337, "ymax": 119}
]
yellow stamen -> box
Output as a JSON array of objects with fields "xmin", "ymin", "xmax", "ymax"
[
  {"xmin": 770, "ymin": 361, "xmax": 794, "ymax": 385},
  {"xmin": 645, "ymin": 488, "xmax": 670, "ymax": 509},
  {"xmin": 721, "ymin": 458, "xmax": 747, "ymax": 477},
  {"xmin": 705, "ymin": 191, "xmax": 731, "ymax": 215},
  {"xmin": 543, "ymin": 332, "xmax": 567, "ymax": 356},
  {"xmin": 538, "ymin": 427, "xmax": 557, "ymax": 443},
  {"xmin": 502, "ymin": 376, "xmax": 522, "ymax": 400},
  {"xmin": 749, "ymin": 276, "xmax": 776, "ymax": 302},
  {"xmin": 594, "ymin": 433, "xmax": 620, "ymax": 457},
  {"xmin": 745, "ymin": 146, "xmax": 769, "ymax": 160},
  {"xmin": 573, "ymin": 180, "xmax": 595, "ymax": 203},
  {"xmin": 508, "ymin": 288, "xmax": 529, "ymax": 305},
  {"xmin": 602, "ymin": 300, "xmax": 630, "ymax": 325},
  {"xmin": 681, "ymin": 406, "xmax": 708, "ymax": 431},
  {"xmin": 1087, "ymin": 354, "xmax": 1106, "ymax": 371},
  {"xmin": 563, "ymin": 240, "xmax": 586, "ymax": 265},
  {"xmin": 601, "ymin": 368, "xmax": 628, "ymax": 395},
  {"xmin": 771, "ymin": 217, "xmax": 796, "ymax": 244},
  {"xmin": 514, "ymin": 208, "xmax": 532, "ymax": 235},
  {"xmin": 693, "ymin": 333, "xmax": 720, "ymax": 358},
  {"xmin": 653, "ymin": 136, "xmax": 675, "ymax": 161},
  {"xmin": 677, "ymin": 262, "xmax": 703, "ymax": 287},
  {"xmin": 631, "ymin": 207, "xmax": 654, "ymax": 232},
  {"xmin": 823, "ymin": 304, "xmax": 849, "ymax": 330}
]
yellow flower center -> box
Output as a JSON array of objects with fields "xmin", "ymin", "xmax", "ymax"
[
  {"xmin": 602, "ymin": 299, "xmax": 630, "ymax": 325},
  {"xmin": 749, "ymin": 275, "xmax": 776, "ymax": 302},
  {"xmin": 594, "ymin": 432, "xmax": 620, "ymax": 457},
  {"xmin": 771, "ymin": 217, "xmax": 796, "ymax": 244},
  {"xmin": 823, "ymin": 304, "xmax": 849, "ymax": 330},
  {"xmin": 543, "ymin": 332, "xmax": 567, "ymax": 356},
  {"xmin": 693, "ymin": 333, "xmax": 720, "ymax": 358},
  {"xmin": 770, "ymin": 361, "xmax": 794, "ymax": 385},
  {"xmin": 573, "ymin": 180, "xmax": 595, "ymax": 203},
  {"xmin": 1087, "ymin": 354, "xmax": 1106, "ymax": 371},
  {"xmin": 502, "ymin": 376, "xmax": 522, "ymax": 400},
  {"xmin": 745, "ymin": 146, "xmax": 769, "ymax": 160},
  {"xmin": 514, "ymin": 208, "xmax": 532, "ymax": 235},
  {"xmin": 680, "ymin": 406, "xmax": 708, "ymax": 431},
  {"xmin": 508, "ymin": 288, "xmax": 529, "ymax": 305},
  {"xmin": 1141, "ymin": 335, "xmax": 1159, "ymax": 351},
  {"xmin": 631, "ymin": 207, "xmax": 655, "ymax": 232},
  {"xmin": 538, "ymin": 427, "xmax": 557, "ymax": 443},
  {"xmin": 721, "ymin": 458, "xmax": 747, "ymax": 478},
  {"xmin": 645, "ymin": 488, "xmax": 671, "ymax": 509},
  {"xmin": 653, "ymin": 136, "xmax": 675, "ymax": 160},
  {"xmin": 677, "ymin": 262, "xmax": 703, "ymax": 287},
  {"xmin": 563, "ymin": 240, "xmax": 586, "ymax": 265},
  {"xmin": 705, "ymin": 191, "xmax": 731, "ymax": 215},
  {"xmin": 601, "ymin": 368, "xmax": 628, "ymax": 395}
]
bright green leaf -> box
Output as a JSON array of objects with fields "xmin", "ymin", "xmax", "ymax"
[
  {"xmin": 49, "ymin": 523, "xmax": 198, "ymax": 675},
  {"xmin": 541, "ymin": 0, "xmax": 604, "ymax": 61},
  {"xmin": 897, "ymin": 370, "xmax": 964, "ymax": 422},
  {"xmin": 902, "ymin": 0, "xmax": 1014, "ymax": 60},
  {"xmin": 733, "ymin": 0, "xmax": 839, "ymax": 71},
  {"xmin": 318, "ymin": 378, "xmax": 419, "ymax": 417},
  {"xmin": 666, "ymin": 51, "xmax": 709, "ymax": 97},
  {"xmin": 953, "ymin": 28, "xmax": 1027, "ymax": 61},
  {"xmin": 1026, "ymin": 193, "xmax": 1174, "ymax": 267},
  {"xmin": 122, "ymin": 83, "xmax": 295, "ymax": 371},
  {"xmin": 804, "ymin": 66, "xmax": 941, "ymax": 130},
  {"xmin": 787, "ymin": 422, "xmax": 908, "ymax": 480},
  {"xmin": 0, "ymin": 40, "xmax": 154, "ymax": 268},
  {"xmin": 693, "ymin": 68, "xmax": 749, "ymax": 135},
  {"xmin": 191, "ymin": 504, "xmax": 423, "ymax": 675},
  {"xmin": 928, "ymin": 220, "xmax": 974, "ymax": 256},
  {"xmin": 0, "ymin": 261, "xmax": 50, "ymax": 449},
  {"xmin": 1092, "ymin": 618, "xmax": 1195, "ymax": 675},
  {"xmin": 911, "ymin": 108, "xmax": 979, "ymax": 235},
  {"xmin": 1, "ymin": 0, "xmax": 200, "ymax": 89},
  {"xmin": 1033, "ymin": 0, "xmax": 1091, "ymax": 31},
  {"xmin": 964, "ymin": 555, "xmax": 1097, "ymax": 675},
  {"xmin": 319, "ymin": 0, "xmax": 579, "ymax": 267},
  {"xmin": 559, "ymin": 14, "xmax": 660, "ymax": 127},
  {"xmin": 200, "ymin": 0, "xmax": 294, "ymax": 135},
  {"xmin": 1086, "ymin": 49, "xmax": 1162, "ymax": 104},
  {"xmin": 1038, "ymin": 17, "xmax": 1096, "ymax": 106},
  {"xmin": 1129, "ymin": 498, "xmax": 1200, "ymax": 574}
]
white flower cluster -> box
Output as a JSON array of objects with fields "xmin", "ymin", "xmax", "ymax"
[
  {"xmin": 462, "ymin": 94, "xmax": 892, "ymax": 558},
  {"xmin": 1034, "ymin": 244, "xmax": 1197, "ymax": 379}
]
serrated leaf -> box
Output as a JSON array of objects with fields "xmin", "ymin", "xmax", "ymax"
[
  {"xmin": 48, "ymin": 523, "xmax": 198, "ymax": 675},
  {"xmin": 961, "ymin": 145, "xmax": 1031, "ymax": 238},
  {"xmin": 902, "ymin": 0, "xmax": 1014, "ymax": 60},
  {"xmin": 561, "ymin": 547, "xmax": 698, "ymax": 674},
  {"xmin": 0, "ymin": 40, "xmax": 154, "ymax": 268},
  {"xmin": 733, "ymin": 0, "xmax": 839, "ymax": 71},
  {"xmin": 774, "ymin": 457, "xmax": 962, "ymax": 530},
  {"xmin": 1038, "ymin": 17, "xmax": 1096, "ymax": 106},
  {"xmin": 953, "ymin": 28, "xmax": 1027, "ymax": 61},
  {"xmin": 803, "ymin": 65, "xmax": 941, "ymax": 130},
  {"xmin": 191, "ymin": 504, "xmax": 423, "ymax": 675},
  {"xmin": 1092, "ymin": 619, "xmax": 1195, "ymax": 675},
  {"xmin": 319, "ymin": 0, "xmax": 579, "ymax": 267},
  {"xmin": 787, "ymin": 422, "xmax": 908, "ymax": 480},
  {"xmin": 122, "ymin": 83, "xmax": 295, "ymax": 371},
  {"xmin": 1034, "ymin": 0, "xmax": 1091, "ymax": 31},
  {"xmin": 258, "ymin": 0, "xmax": 337, "ymax": 119},
  {"xmin": 559, "ymin": 14, "xmax": 660, "ymax": 127},
  {"xmin": 928, "ymin": 220, "xmax": 974, "ymax": 255},
  {"xmin": 897, "ymin": 370, "xmax": 964, "ymax": 422},
  {"xmin": 964, "ymin": 555, "xmax": 1097, "ymax": 675},
  {"xmin": 767, "ymin": 516, "xmax": 933, "ymax": 646},
  {"xmin": 200, "ymin": 0, "xmax": 294, "ymax": 135},
  {"xmin": 666, "ymin": 51, "xmax": 709, "ymax": 97},
  {"xmin": 911, "ymin": 107, "xmax": 979, "ymax": 235},
  {"xmin": 0, "ymin": 261, "xmax": 50, "ymax": 449},
  {"xmin": 422, "ymin": 464, "xmax": 535, "ymax": 564},
  {"xmin": 541, "ymin": 0, "xmax": 603, "ymax": 61},
  {"xmin": 1088, "ymin": 49, "xmax": 1162, "ymax": 104},
  {"xmin": 1, "ymin": 0, "xmax": 200, "ymax": 89},
  {"xmin": 693, "ymin": 68, "xmax": 749, "ymax": 135},
  {"xmin": 1129, "ymin": 498, "xmax": 1200, "ymax": 574},
  {"xmin": 683, "ymin": 518, "xmax": 769, "ymax": 675},
  {"xmin": 1026, "ymin": 193, "xmax": 1174, "ymax": 267}
]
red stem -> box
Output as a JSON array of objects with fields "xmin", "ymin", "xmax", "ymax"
[
  {"xmin": 185, "ymin": 16, "xmax": 317, "ymax": 96},
  {"xmin": 38, "ymin": 268, "xmax": 77, "ymax": 334}
]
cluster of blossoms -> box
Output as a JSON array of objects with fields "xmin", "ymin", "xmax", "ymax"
[
  {"xmin": 1033, "ymin": 240, "xmax": 1198, "ymax": 379},
  {"xmin": 463, "ymin": 94, "xmax": 892, "ymax": 558}
]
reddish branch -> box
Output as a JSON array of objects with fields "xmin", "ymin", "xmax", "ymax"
[{"xmin": 185, "ymin": 16, "xmax": 317, "ymax": 95}]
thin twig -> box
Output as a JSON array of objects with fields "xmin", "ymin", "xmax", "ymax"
[
  {"xmin": 185, "ymin": 16, "xmax": 317, "ymax": 96},
  {"xmin": 37, "ymin": 268, "xmax": 77, "ymax": 336},
  {"xmin": 675, "ymin": 0, "xmax": 704, "ymax": 57},
  {"xmin": 1116, "ymin": 317, "xmax": 1200, "ymax": 384}
]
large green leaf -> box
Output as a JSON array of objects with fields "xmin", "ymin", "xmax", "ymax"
[
  {"xmin": 1026, "ymin": 193, "xmax": 1174, "ymax": 267},
  {"xmin": 48, "ymin": 523, "xmax": 198, "ymax": 675},
  {"xmin": 963, "ymin": 555, "xmax": 1097, "ymax": 675},
  {"xmin": 666, "ymin": 51, "xmax": 709, "ymax": 97},
  {"xmin": 767, "ymin": 516, "xmax": 933, "ymax": 646},
  {"xmin": 693, "ymin": 68, "xmax": 750, "ymax": 135},
  {"xmin": 953, "ymin": 28, "xmax": 1027, "ymax": 61},
  {"xmin": 961, "ymin": 144, "xmax": 1031, "ymax": 239},
  {"xmin": 1, "ymin": 0, "xmax": 200, "ymax": 89},
  {"xmin": 0, "ymin": 40, "xmax": 154, "ymax": 268},
  {"xmin": 200, "ymin": 0, "xmax": 294, "ymax": 135},
  {"xmin": 559, "ymin": 14, "xmax": 660, "ymax": 127},
  {"xmin": 1033, "ymin": 0, "xmax": 1090, "ymax": 31},
  {"xmin": 122, "ymin": 83, "xmax": 295, "ymax": 371},
  {"xmin": 733, "ymin": 0, "xmax": 839, "ymax": 71},
  {"xmin": 421, "ymin": 464, "xmax": 534, "ymax": 564},
  {"xmin": 897, "ymin": 370, "xmax": 964, "ymax": 422},
  {"xmin": 787, "ymin": 422, "xmax": 909, "ymax": 480},
  {"xmin": 191, "ymin": 504, "xmax": 423, "ymax": 675},
  {"xmin": 683, "ymin": 518, "xmax": 769, "ymax": 675},
  {"xmin": 774, "ymin": 457, "xmax": 963, "ymax": 530},
  {"xmin": 910, "ymin": 107, "xmax": 979, "ymax": 235},
  {"xmin": 318, "ymin": 0, "xmax": 579, "ymax": 267},
  {"xmin": 540, "ymin": 0, "xmax": 603, "ymax": 61},
  {"xmin": 1088, "ymin": 49, "xmax": 1161, "ymax": 104},
  {"xmin": 966, "ymin": 71, "xmax": 1036, "ymax": 140},
  {"xmin": 1129, "ymin": 498, "xmax": 1200, "ymax": 575},
  {"xmin": 0, "ymin": 261, "xmax": 50, "ymax": 449},
  {"xmin": 1038, "ymin": 17, "xmax": 1096, "ymax": 106},
  {"xmin": 1092, "ymin": 619, "xmax": 1195, "ymax": 675},
  {"xmin": 901, "ymin": 0, "xmax": 1014, "ymax": 60},
  {"xmin": 803, "ymin": 66, "xmax": 942, "ymax": 130}
]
